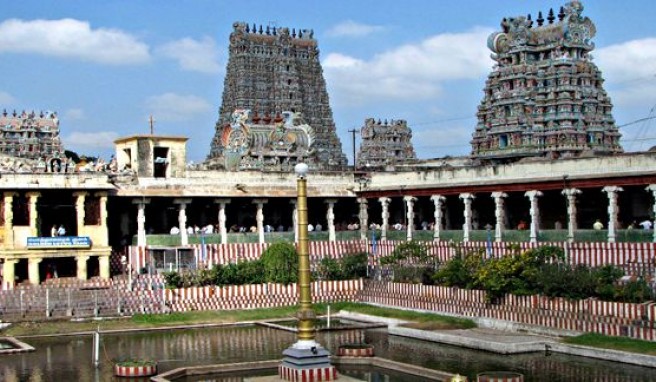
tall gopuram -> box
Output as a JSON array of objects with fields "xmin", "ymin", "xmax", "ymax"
[
  {"xmin": 356, "ymin": 118, "xmax": 417, "ymax": 169},
  {"xmin": 0, "ymin": 109, "xmax": 63, "ymax": 160},
  {"xmin": 207, "ymin": 22, "xmax": 347, "ymax": 171},
  {"xmin": 471, "ymin": 1, "xmax": 622, "ymax": 162}
]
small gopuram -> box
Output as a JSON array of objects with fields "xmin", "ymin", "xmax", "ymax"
[
  {"xmin": 471, "ymin": 1, "xmax": 622, "ymax": 162},
  {"xmin": 210, "ymin": 109, "xmax": 316, "ymax": 171},
  {"xmin": 208, "ymin": 22, "xmax": 347, "ymax": 170},
  {"xmin": 0, "ymin": 109, "xmax": 63, "ymax": 160},
  {"xmin": 356, "ymin": 118, "xmax": 417, "ymax": 169}
]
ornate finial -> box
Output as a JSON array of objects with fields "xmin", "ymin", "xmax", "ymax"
[
  {"xmin": 2, "ymin": 109, "xmax": 6, "ymax": 117},
  {"xmin": 252, "ymin": 23, "xmax": 256, "ymax": 33},
  {"xmin": 299, "ymin": 29, "xmax": 303, "ymax": 38},
  {"xmin": 537, "ymin": 11, "xmax": 544, "ymax": 26},
  {"xmin": 292, "ymin": 28, "xmax": 296, "ymax": 38},
  {"xmin": 272, "ymin": 27, "xmax": 277, "ymax": 36},
  {"xmin": 558, "ymin": 6, "xmax": 566, "ymax": 21},
  {"xmin": 501, "ymin": 17, "xmax": 509, "ymax": 33},
  {"xmin": 527, "ymin": 14, "xmax": 533, "ymax": 28},
  {"xmin": 246, "ymin": 23, "xmax": 250, "ymax": 32},
  {"xmin": 149, "ymin": 115, "xmax": 155, "ymax": 135},
  {"xmin": 266, "ymin": 25, "xmax": 270, "ymax": 35},
  {"xmin": 258, "ymin": 24, "xmax": 263, "ymax": 34},
  {"xmin": 547, "ymin": 8, "xmax": 555, "ymax": 24}
]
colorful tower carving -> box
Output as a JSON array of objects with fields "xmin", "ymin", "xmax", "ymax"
[
  {"xmin": 0, "ymin": 109, "xmax": 63, "ymax": 160},
  {"xmin": 357, "ymin": 118, "xmax": 417, "ymax": 169},
  {"xmin": 208, "ymin": 22, "xmax": 347, "ymax": 170},
  {"xmin": 471, "ymin": 1, "xmax": 622, "ymax": 162}
]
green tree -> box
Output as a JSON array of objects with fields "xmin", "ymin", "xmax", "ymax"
[{"xmin": 260, "ymin": 242, "xmax": 298, "ymax": 284}]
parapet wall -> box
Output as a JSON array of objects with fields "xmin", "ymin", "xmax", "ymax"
[{"xmin": 360, "ymin": 281, "xmax": 656, "ymax": 341}]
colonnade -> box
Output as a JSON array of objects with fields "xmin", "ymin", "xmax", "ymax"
[{"xmin": 131, "ymin": 184, "xmax": 656, "ymax": 247}]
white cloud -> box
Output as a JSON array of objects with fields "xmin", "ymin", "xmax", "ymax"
[
  {"xmin": 157, "ymin": 36, "xmax": 221, "ymax": 74},
  {"xmin": 0, "ymin": 18, "xmax": 150, "ymax": 65},
  {"xmin": 326, "ymin": 20, "xmax": 385, "ymax": 38},
  {"xmin": 323, "ymin": 27, "xmax": 494, "ymax": 105},
  {"xmin": 64, "ymin": 108, "xmax": 85, "ymax": 121},
  {"xmin": 596, "ymin": 38, "xmax": 656, "ymax": 108},
  {"xmin": 0, "ymin": 91, "xmax": 16, "ymax": 104},
  {"xmin": 64, "ymin": 131, "xmax": 119, "ymax": 150},
  {"xmin": 145, "ymin": 93, "xmax": 212, "ymax": 122}
]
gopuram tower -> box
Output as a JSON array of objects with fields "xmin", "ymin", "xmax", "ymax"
[
  {"xmin": 207, "ymin": 22, "xmax": 348, "ymax": 171},
  {"xmin": 471, "ymin": 1, "xmax": 622, "ymax": 162}
]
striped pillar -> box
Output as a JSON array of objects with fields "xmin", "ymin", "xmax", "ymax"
[{"xmin": 404, "ymin": 196, "xmax": 417, "ymax": 241}]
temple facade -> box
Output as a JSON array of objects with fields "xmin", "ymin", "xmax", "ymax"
[
  {"xmin": 356, "ymin": 118, "xmax": 417, "ymax": 169},
  {"xmin": 471, "ymin": 1, "xmax": 622, "ymax": 162},
  {"xmin": 207, "ymin": 22, "xmax": 347, "ymax": 170},
  {"xmin": 0, "ymin": 109, "xmax": 63, "ymax": 160}
]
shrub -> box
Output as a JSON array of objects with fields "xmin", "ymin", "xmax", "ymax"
[
  {"xmin": 316, "ymin": 257, "xmax": 341, "ymax": 280},
  {"xmin": 260, "ymin": 242, "xmax": 298, "ymax": 284},
  {"xmin": 340, "ymin": 252, "xmax": 368, "ymax": 279}
]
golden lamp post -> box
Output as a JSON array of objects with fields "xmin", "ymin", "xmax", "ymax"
[{"xmin": 279, "ymin": 163, "xmax": 337, "ymax": 381}]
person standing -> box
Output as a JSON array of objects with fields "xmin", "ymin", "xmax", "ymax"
[
  {"xmin": 593, "ymin": 219, "xmax": 604, "ymax": 230},
  {"xmin": 639, "ymin": 219, "xmax": 653, "ymax": 230},
  {"xmin": 57, "ymin": 225, "xmax": 66, "ymax": 236}
]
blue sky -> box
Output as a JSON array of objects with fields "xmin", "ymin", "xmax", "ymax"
[{"xmin": 1, "ymin": 1, "xmax": 655, "ymax": 163}]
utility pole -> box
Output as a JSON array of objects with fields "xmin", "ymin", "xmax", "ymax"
[{"xmin": 348, "ymin": 128, "xmax": 358, "ymax": 172}]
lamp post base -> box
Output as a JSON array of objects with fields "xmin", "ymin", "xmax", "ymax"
[{"xmin": 279, "ymin": 341, "xmax": 337, "ymax": 381}]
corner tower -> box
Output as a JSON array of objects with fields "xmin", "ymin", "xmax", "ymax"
[
  {"xmin": 208, "ymin": 22, "xmax": 347, "ymax": 170},
  {"xmin": 471, "ymin": 1, "xmax": 622, "ymax": 162}
]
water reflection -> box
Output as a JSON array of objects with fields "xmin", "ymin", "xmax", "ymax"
[{"xmin": 0, "ymin": 325, "xmax": 655, "ymax": 382}]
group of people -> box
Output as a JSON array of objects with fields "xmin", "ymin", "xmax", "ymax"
[
  {"xmin": 593, "ymin": 218, "xmax": 653, "ymax": 230},
  {"xmin": 50, "ymin": 224, "xmax": 66, "ymax": 237},
  {"xmin": 169, "ymin": 224, "xmax": 215, "ymax": 235}
]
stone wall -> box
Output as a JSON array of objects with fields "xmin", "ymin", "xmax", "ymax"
[{"xmin": 360, "ymin": 281, "xmax": 656, "ymax": 341}]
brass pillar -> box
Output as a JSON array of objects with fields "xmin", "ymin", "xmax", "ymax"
[{"xmin": 295, "ymin": 169, "xmax": 316, "ymax": 342}]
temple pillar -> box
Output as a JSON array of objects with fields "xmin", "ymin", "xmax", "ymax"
[
  {"xmin": 430, "ymin": 195, "xmax": 446, "ymax": 241},
  {"xmin": 253, "ymin": 199, "xmax": 268, "ymax": 244},
  {"xmin": 602, "ymin": 186, "xmax": 623, "ymax": 243},
  {"xmin": 28, "ymin": 257, "xmax": 42, "ymax": 285},
  {"xmin": 647, "ymin": 185, "xmax": 656, "ymax": 242},
  {"xmin": 2, "ymin": 259, "xmax": 17, "ymax": 290},
  {"xmin": 174, "ymin": 198, "xmax": 191, "ymax": 246},
  {"xmin": 290, "ymin": 200, "xmax": 298, "ymax": 243},
  {"xmin": 76, "ymin": 255, "xmax": 89, "ymax": 280},
  {"xmin": 98, "ymin": 255, "xmax": 110, "ymax": 279},
  {"xmin": 525, "ymin": 190, "xmax": 543, "ymax": 243},
  {"xmin": 491, "ymin": 192, "xmax": 507, "ymax": 242},
  {"xmin": 378, "ymin": 197, "xmax": 391, "ymax": 241},
  {"xmin": 562, "ymin": 188, "xmax": 582, "ymax": 243},
  {"xmin": 26, "ymin": 192, "xmax": 40, "ymax": 236},
  {"xmin": 74, "ymin": 191, "xmax": 87, "ymax": 236},
  {"xmin": 3, "ymin": 192, "xmax": 15, "ymax": 247},
  {"xmin": 404, "ymin": 196, "xmax": 416, "ymax": 241},
  {"xmin": 325, "ymin": 199, "xmax": 337, "ymax": 242},
  {"xmin": 459, "ymin": 193, "xmax": 475, "ymax": 242},
  {"xmin": 96, "ymin": 192, "xmax": 109, "ymax": 246},
  {"xmin": 214, "ymin": 198, "xmax": 231, "ymax": 244},
  {"xmin": 358, "ymin": 197, "xmax": 368, "ymax": 241},
  {"xmin": 132, "ymin": 198, "xmax": 150, "ymax": 247}
]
